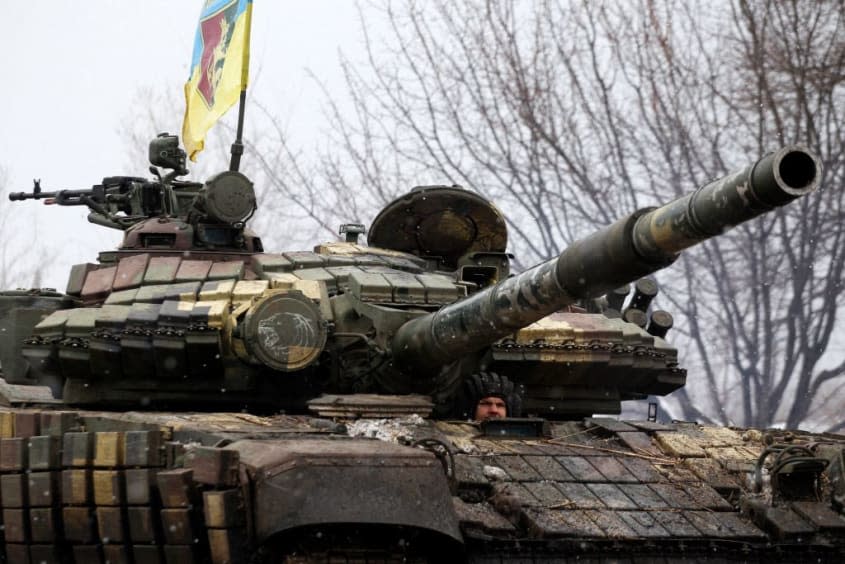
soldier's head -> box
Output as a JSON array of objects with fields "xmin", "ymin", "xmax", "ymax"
[
  {"xmin": 463, "ymin": 372, "xmax": 522, "ymax": 421},
  {"xmin": 475, "ymin": 395, "xmax": 507, "ymax": 420}
]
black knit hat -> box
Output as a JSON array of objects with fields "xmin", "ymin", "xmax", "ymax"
[{"xmin": 461, "ymin": 372, "xmax": 523, "ymax": 418}]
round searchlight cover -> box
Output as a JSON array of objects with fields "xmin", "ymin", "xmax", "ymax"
[
  {"xmin": 243, "ymin": 290, "xmax": 327, "ymax": 372},
  {"xmin": 202, "ymin": 171, "xmax": 257, "ymax": 225}
]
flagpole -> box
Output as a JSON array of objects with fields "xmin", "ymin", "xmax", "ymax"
[{"xmin": 229, "ymin": 89, "xmax": 247, "ymax": 172}]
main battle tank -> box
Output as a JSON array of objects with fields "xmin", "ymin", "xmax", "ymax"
[{"xmin": 0, "ymin": 135, "xmax": 842, "ymax": 562}]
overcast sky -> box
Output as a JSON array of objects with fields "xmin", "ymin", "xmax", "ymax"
[{"xmin": 0, "ymin": 1, "xmax": 367, "ymax": 287}]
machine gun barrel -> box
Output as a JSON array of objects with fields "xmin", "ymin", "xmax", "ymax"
[
  {"xmin": 392, "ymin": 146, "xmax": 822, "ymax": 375},
  {"xmin": 10, "ymin": 189, "xmax": 98, "ymax": 206},
  {"xmin": 9, "ymin": 185, "xmax": 105, "ymax": 206},
  {"xmin": 9, "ymin": 177, "xmax": 147, "ymax": 205},
  {"xmin": 8, "ymin": 190, "xmax": 53, "ymax": 201}
]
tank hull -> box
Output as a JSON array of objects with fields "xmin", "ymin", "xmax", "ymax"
[{"xmin": 0, "ymin": 402, "xmax": 841, "ymax": 561}]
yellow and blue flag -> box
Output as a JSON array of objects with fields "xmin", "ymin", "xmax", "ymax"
[{"xmin": 183, "ymin": 0, "xmax": 253, "ymax": 161}]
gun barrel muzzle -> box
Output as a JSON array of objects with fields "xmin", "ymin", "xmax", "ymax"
[{"xmin": 631, "ymin": 146, "xmax": 821, "ymax": 261}]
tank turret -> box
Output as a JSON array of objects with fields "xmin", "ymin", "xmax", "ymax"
[{"xmin": 391, "ymin": 146, "xmax": 820, "ymax": 373}]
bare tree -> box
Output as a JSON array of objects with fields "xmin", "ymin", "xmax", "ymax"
[
  {"xmin": 257, "ymin": 0, "xmax": 843, "ymax": 430},
  {"xmin": 0, "ymin": 167, "xmax": 49, "ymax": 289}
]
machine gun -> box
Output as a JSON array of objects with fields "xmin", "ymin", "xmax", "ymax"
[
  {"xmin": 7, "ymin": 134, "xmax": 207, "ymax": 230},
  {"xmin": 8, "ymin": 134, "xmax": 257, "ymax": 248},
  {"xmin": 9, "ymin": 175, "xmax": 158, "ymax": 230}
]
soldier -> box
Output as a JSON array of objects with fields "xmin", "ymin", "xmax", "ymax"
[{"xmin": 462, "ymin": 372, "xmax": 522, "ymax": 421}]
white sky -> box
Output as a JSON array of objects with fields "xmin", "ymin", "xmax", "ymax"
[{"xmin": 0, "ymin": 1, "xmax": 367, "ymax": 288}]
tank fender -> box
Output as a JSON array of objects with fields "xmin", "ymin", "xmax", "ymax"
[{"xmin": 228, "ymin": 438, "xmax": 464, "ymax": 545}]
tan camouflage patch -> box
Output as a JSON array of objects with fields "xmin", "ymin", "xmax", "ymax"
[
  {"xmin": 199, "ymin": 279, "xmax": 235, "ymax": 301},
  {"xmin": 654, "ymin": 432, "xmax": 707, "ymax": 458},
  {"xmin": 194, "ymin": 300, "xmax": 229, "ymax": 329},
  {"xmin": 290, "ymin": 280, "xmax": 321, "ymax": 301},
  {"xmin": 0, "ymin": 412, "xmax": 14, "ymax": 438},
  {"xmin": 93, "ymin": 432, "xmax": 124, "ymax": 468},
  {"xmin": 232, "ymin": 280, "xmax": 269, "ymax": 302},
  {"xmin": 313, "ymin": 241, "xmax": 365, "ymax": 255},
  {"xmin": 698, "ymin": 426, "xmax": 744, "ymax": 447},
  {"xmin": 265, "ymin": 272, "xmax": 299, "ymax": 289}
]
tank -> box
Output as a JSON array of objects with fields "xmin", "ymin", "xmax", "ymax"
[{"xmin": 0, "ymin": 136, "xmax": 842, "ymax": 562}]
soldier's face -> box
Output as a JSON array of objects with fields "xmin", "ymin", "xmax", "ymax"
[{"xmin": 475, "ymin": 396, "xmax": 507, "ymax": 420}]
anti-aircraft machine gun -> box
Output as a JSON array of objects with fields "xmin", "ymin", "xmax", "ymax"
[
  {"xmin": 2, "ymin": 140, "xmax": 844, "ymax": 562},
  {"xmin": 8, "ymin": 133, "xmax": 260, "ymax": 248}
]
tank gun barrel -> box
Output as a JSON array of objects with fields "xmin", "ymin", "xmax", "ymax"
[{"xmin": 392, "ymin": 146, "xmax": 822, "ymax": 376}]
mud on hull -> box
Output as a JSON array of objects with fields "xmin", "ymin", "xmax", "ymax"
[{"xmin": 0, "ymin": 407, "xmax": 842, "ymax": 562}]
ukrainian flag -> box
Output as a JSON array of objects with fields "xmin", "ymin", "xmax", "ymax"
[{"xmin": 183, "ymin": 0, "xmax": 253, "ymax": 161}]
